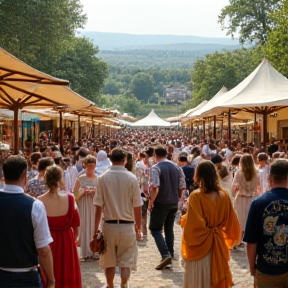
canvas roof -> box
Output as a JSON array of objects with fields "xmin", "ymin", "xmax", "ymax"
[
  {"xmin": 0, "ymin": 47, "xmax": 93, "ymax": 111},
  {"xmin": 183, "ymin": 100, "xmax": 209, "ymax": 118},
  {"xmin": 131, "ymin": 110, "xmax": 171, "ymax": 127},
  {"xmin": 188, "ymin": 87, "xmax": 229, "ymax": 118},
  {"xmin": 217, "ymin": 59, "xmax": 288, "ymax": 111}
]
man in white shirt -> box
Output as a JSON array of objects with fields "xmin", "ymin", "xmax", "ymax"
[
  {"xmin": 93, "ymin": 148, "xmax": 142, "ymax": 288},
  {"xmin": 0, "ymin": 156, "xmax": 55, "ymax": 288}
]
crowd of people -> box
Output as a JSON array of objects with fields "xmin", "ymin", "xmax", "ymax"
[{"xmin": 1, "ymin": 128, "xmax": 288, "ymax": 288}]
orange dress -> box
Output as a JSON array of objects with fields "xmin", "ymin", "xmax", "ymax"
[{"xmin": 180, "ymin": 189, "xmax": 241, "ymax": 288}]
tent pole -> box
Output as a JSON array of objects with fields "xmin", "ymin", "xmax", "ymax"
[
  {"xmin": 221, "ymin": 118, "xmax": 224, "ymax": 140},
  {"xmin": 263, "ymin": 109, "xmax": 268, "ymax": 148},
  {"xmin": 13, "ymin": 107, "xmax": 19, "ymax": 155},
  {"xmin": 91, "ymin": 116, "xmax": 94, "ymax": 139},
  {"xmin": 78, "ymin": 115, "xmax": 81, "ymax": 141},
  {"xmin": 203, "ymin": 119, "xmax": 205, "ymax": 140},
  {"xmin": 228, "ymin": 110, "xmax": 231, "ymax": 146},
  {"xmin": 59, "ymin": 111, "xmax": 63, "ymax": 152},
  {"xmin": 213, "ymin": 115, "xmax": 216, "ymax": 139}
]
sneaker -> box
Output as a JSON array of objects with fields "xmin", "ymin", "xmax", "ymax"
[{"xmin": 155, "ymin": 256, "xmax": 172, "ymax": 270}]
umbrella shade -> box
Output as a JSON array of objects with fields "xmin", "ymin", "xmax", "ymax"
[
  {"xmin": 0, "ymin": 47, "xmax": 93, "ymax": 153},
  {"xmin": 0, "ymin": 47, "xmax": 93, "ymax": 111}
]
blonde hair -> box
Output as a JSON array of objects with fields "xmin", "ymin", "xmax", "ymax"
[
  {"xmin": 45, "ymin": 165, "xmax": 63, "ymax": 189},
  {"xmin": 194, "ymin": 160, "xmax": 223, "ymax": 194},
  {"xmin": 240, "ymin": 154, "xmax": 257, "ymax": 182},
  {"xmin": 82, "ymin": 155, "xmax": 96, "ymax": 166}
]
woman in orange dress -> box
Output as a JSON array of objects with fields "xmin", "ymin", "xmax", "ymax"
[{"xmin": 180, "ymin": 160, "xmax": 241, "ymax": 288}]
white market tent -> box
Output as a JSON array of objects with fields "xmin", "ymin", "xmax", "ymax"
[
  {"xmin": 184, "ymin": 100, "xmax": 209, "ymax": 118},
  {"xmin": 220, "ymin": 59, "xmax": 288, "ymax": 109},
  {"xmin": 188, "ymin": 86, "xmax": 228, "ymax": 118},
  {"xmin": 218, "ymin": 58, "xmax": 288, "ymax": 144},
  {"xmin": 131, "ymin": 110, "xmax": 171, "ymax": 127}
]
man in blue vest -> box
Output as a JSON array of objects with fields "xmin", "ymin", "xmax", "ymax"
[
  {"xmin": 0, "ymin": 156, "xmax": 55, "ymax": 288},
  {"xmin": 149, "ymin": 146, "xmax": 186, "ymax": 270}
]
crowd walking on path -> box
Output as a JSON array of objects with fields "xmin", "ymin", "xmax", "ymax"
[{"xmin": 1, "ymin": 128, "xmax": 288, "ymax": 287}]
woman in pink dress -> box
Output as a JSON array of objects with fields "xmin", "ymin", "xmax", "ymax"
[
  {"xmin": 39, "ymin": 165, "xmax": 81, "ymax": 288},
  {"xmin": 232, "ymin": 154, "xmax": 260, "ymax": 245}
]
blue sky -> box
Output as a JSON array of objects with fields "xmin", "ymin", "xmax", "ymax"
[{"xmin": 80, "ymin": 0, "xmax": 231, "ymax": 38}]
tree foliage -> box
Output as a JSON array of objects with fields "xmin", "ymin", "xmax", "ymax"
[
  {"xmin": 0, "ymin": 0, "xmax": 108, "ymax": 101},
  {"xmin": 192, "ymin": 48, "xmax": 263, "ymax": 105},
  {"xmin": 0, "ymin": 0, "xmax": 86, "ymax": 71},
  {"xmin": 129, "ymin": 73, "xmax": 154, "ymax": 103},
  {"xmin": 264, "ymin": 1, "xmax": 288, "ymax": 77},
  {"xmin": 219, "ymin": 0, "xmax": 283, "ymax": 45},
  {"xmin": 51, "ymin": 38, "xmax": 108, "ymax": 102}
]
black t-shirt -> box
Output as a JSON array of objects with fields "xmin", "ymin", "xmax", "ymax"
[{"xmin": 243, "ymin": 188, "xmax": 288, "ymax": 275}]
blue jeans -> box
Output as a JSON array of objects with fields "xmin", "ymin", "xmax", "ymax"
[
  {"xmin": 149, "ymin": 203, "xmax": 178, "ymax": 259},
  {"xmin": 0, "ymin": 269, "xmax": 41, "ymax": 288}
]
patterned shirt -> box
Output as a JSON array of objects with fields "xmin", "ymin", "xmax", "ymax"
[{"xmin": 26, "ymin": 178, "xmax": 48, "ymax": 198}]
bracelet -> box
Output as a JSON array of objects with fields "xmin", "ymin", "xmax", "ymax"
[{"xmin": 47, "ymin": 279, "xmax": 55, "ymax": 284}]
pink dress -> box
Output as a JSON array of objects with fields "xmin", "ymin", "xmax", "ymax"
[{"xmin": 232, "ymin": 170, "xmax": 259, "ymax": 231}]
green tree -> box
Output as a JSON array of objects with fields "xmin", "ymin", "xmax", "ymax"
[
  {"xmin": 0, "ymin": 0, "xmax": 86, "ymax": 72},
  {"xmin": 118, "ymin": 96, "xmax": 141, "ymax": 116},
  {"xmin": 192, "ymin": 48, "xmax": 263, "ymax": 105},
  {"xmin": 265, "ymin": 2, "xmax": 288, "ymax": 77},
  {"xmin": 129, "ymin": 73, "xmax": 154, "ymax": 103},
  {"xmin": 102, "ymin": 79, "xmax": 121, "ymax": 95},
  {"xmin": 219, "ymin": 0, "xmax": 283, "ymax": 45},
  {"xmin": 51, "ymin": 37, "xmax": 108, "ymax": 102}
]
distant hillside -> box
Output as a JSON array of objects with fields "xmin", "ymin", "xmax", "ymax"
[
  {"xmin": 79, "ymin": 31, "xmax": 241, "ymax": 68},
  {"xmin": 80, "ymin": 31, "xmax": 239, "ymax": 50},
  {"xmin": 97, "ymin": 43, "xmax": 241, "ymax": 69}
]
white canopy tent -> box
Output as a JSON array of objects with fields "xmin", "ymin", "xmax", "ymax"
[
  {"xmin": 131, "ymin": 110, "xmax": 171, "ymax": 127},
  {"xmin": 217, "ymin": 58, "xmax": 288, "ymax": 145},
  {"xmin": 188, "ymin": 87, "xmax": 228, "ymax": 118},
  {"xmin": 184, "ymin": 100, "xmax": 209, "ymax": 118}
]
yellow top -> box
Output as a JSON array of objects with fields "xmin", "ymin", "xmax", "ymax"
[{"xmin": 180, "ymin": 189, "xmax": 241, "ymax": 288}]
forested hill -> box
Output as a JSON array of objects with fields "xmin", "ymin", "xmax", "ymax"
[
  {"xmin": 80, "ymin": 31, "xmax": 239, "ymax": 49},
  {"xmin": 80, "ymin": 31, "xmax": 241, "ymax": 68}
]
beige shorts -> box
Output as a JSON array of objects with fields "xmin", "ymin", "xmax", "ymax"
[
  {"xmin": 99, "ymin": 223, "xmax": 138, "ymax": 270},
  {"xmin": 254, "ymin": 270, "xmax": 288, "ymax": 288}
]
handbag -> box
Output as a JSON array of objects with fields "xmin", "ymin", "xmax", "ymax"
[{"xmin": 90, "ymin": 230, "xmax": 106, "ymax": 254}]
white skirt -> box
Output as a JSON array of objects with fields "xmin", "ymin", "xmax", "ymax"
[{"xmin": 183, "ymin": 250, "xmax": 212, "ymax": 288}]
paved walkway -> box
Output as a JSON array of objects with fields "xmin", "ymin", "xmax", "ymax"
[{"xmin": 81, "ymin": 225, "xmax": 254, "ymax": 288}]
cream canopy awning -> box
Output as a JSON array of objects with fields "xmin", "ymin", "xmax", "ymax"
[
  {"xmin": 184, "ymin": 100, "xmax": 209, "ymax": 118},
  {"xmin": 220, "ymin": 59, "xmax": 288, "ymax": 109},
  {"xmin": 0, "ymin": 47, "xmax": 93, "ymax": 111},
  {"xmin": 189, "ymin": 86, "xmax": 229, "ymax": 118},
  {"xmin": 131, "ymin": 110, "xmax": 171, "ymax": 127},
  {"xmin": 0, "ymin": 47, "xmax": 93, "ymax": 153}
]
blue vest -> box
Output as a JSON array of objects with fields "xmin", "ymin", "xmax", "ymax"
[
  {"xmin": 154, "ymin": 161, "xmax": 179, "ymax": 205},
  {"xmin": 0, "ymin": 192, "xmax": 38, "ymax": 268}
]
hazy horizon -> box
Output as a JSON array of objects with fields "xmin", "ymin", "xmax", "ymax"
[{"xmin": 80, "ymin": 0, "xmax": 232, "ymax": 39}]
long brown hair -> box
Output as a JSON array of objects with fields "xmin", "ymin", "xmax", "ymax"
[
  {"xmin": 240, "ymin": 154, "xmax": 257, "ymax": 181},
  {"xmin": 194, "ymin": 160, "xmax": 222, "ymax": 194}
]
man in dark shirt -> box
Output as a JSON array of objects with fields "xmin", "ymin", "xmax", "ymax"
[
  {"xmin": 149, "ymin": 147, "xmax": 186, "ymax": 270},
  {"xmin": 177, "ymin": 152, "xmax": 194, "ymax": 190},
  {"xmin": 267, "ymin": 138, "xmax": 279, "ymax": 157},
  {"xmin": 244, "ymin": 160, "xmax": 288, "ymax": 287}
]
